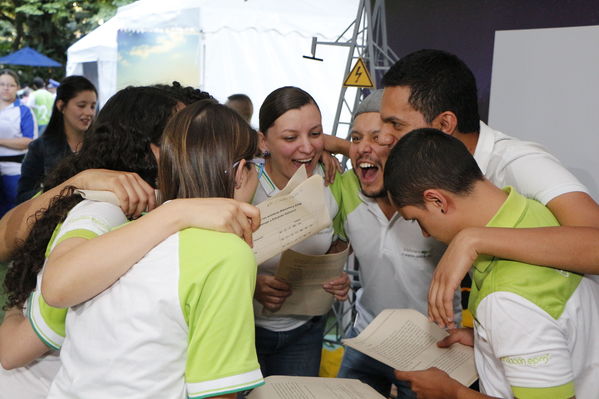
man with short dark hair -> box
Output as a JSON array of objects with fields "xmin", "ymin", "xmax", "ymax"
[
  {"xmin": 384, "ymin": 128, "xmax": 599, "ymax": 399},
  {"xmin": 379, "ymin": 49, "xmax": 599, "ymax": 327},
  {"xmin": 331, "ymin": 90, "xmax": 460, "ymax": 399}
]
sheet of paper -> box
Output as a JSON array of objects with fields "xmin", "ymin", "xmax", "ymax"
[
  {"xmin": 247, "ymin": 376, "xmax": 385, "ymax": 399},
  {"xmin": 75, "ymin": 189, "xmax": 120, "ymax": 205},
  {"xmin": 77, "ymin": 166, "xmax": 330, "ymax": 266},
  {"xmin": 252, "ymin": 166, "xmax": 330, "ymax": 264},
  {"xmin": 343, "ymin": 309, "xmax": 478, "ymax": 387},
  {"xmin": 264, "ymin": 247, "xmax": 349, "ymax": 316}
]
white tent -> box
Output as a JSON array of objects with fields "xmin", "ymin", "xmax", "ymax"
[{"xmin": 67, "ymin": 0, "xmax": 358, "ymax": 132}]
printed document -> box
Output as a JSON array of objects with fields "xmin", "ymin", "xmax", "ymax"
[
  {"xmin": 264, "ymin": 247, "xmax": 349, "ymax": 316},
  {"xmin": 247, "ymin": 376, "xmax": 385, "ymax": 399},
  {"xmin": 343, "ymin": 309, "xmax": 478, "ymax": 386}
]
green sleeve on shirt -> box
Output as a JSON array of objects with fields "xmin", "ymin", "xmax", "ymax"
[
  {"xmin": 178, "ymin": 229, "xmax": 263, "ymax": 396},
  {"xmin": 512, "ymin": 381, "xmax": 574, "ymax": 399},
  {"xmin": 329, "ymin": 170, "xmax": 362, "ymax": 241}
]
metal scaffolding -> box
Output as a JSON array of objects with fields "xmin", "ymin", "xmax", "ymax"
[{"xmin": 305, "ymin": 0, "xmax": 399, "ymax": 139}]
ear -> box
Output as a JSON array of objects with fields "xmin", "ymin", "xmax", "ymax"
[
  {"xmin": 56, "ymin": 99, "xmax": 65, "ymax": 113},
  {"xmin": 258, "ymin": 131, "xmax": 269, "ymax": 154},
  {"xmin": 431, "ymin": 111, "xmax": 458, "ymax": 135},
  {"xmin": 422, "ymin": 189, "xmax": 449, "ymax": 214},
  {"xmin": 233, "ymin": 159, "xmax": 247, "ymax": 189},
  {"xmin": 150, "ymin": 143, "xmax": 160, "ymax": 163}
]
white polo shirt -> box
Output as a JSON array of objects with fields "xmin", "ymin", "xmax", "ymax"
[
  {"xmin": 330, "ymin": 171, "xmax": 461, "ymax": 333},
  {"xmin": 474, "ymin": 122, "xmax": 588, "ymax": 205},
  {"xmin": 31, "ymin": 200, "xmax": 264, "ymax": 399},
  {"xmin": 470, "ymin": 188, "xmax": 599, "ymax": 398}
]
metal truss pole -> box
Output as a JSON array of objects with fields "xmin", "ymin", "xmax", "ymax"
[{"xmin": 304, "ymin": 0, "xmax": 399, "ymax": 139}]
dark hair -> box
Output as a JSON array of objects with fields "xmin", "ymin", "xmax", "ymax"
[
  {"xmin": 381, "ymin": 49, "xmax": 480, "ymax": 133},
  {"xmin": 4, "ymin": 86, "xmax": 180, "ymax": 309},
  {"xmin": 0, "ymin": 69, "xmax": 19, "ymax": 87},
  {"xmin": 31, "ymin": 77, "xmax": 45, "ymax": 90},
  {"xmin": 44, "ymin": 75, "xmax": 97, "ymax": 139},
  {"xmin": 159, "ymin": 99, "xmax": 257, "ymax": 201},
  {"xmin": 151, "ymin": 81, "xmax": 213, "ymax": 105},
  {"xmin": 384, "ymin": 128, "xmax": 484, "ymax": 208},
  {"xmin": 226, "ymin": 93, "xmax": 253, "ymax": 123},
  {"xmin": 259, "ymin": 86, "xmax": 320, "ymax": 134}
]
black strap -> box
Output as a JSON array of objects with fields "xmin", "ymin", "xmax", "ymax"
[{"xmin": 0, "ymin": 154, "xmax": 25, "ymax": 163}]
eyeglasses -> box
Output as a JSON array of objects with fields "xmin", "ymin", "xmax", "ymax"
[
  {"xmin": 229, "ymin": 157, "xmax": 265, "ymax": 180},
  {"xmin": 0, "ymin": 83, "xmax": 17, "ymax": 89}
]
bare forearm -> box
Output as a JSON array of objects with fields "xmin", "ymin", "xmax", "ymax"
[
  {"xmin": 323, "ymin": 134, "xmax": 350, "ymax": 156},
  {"xmin": 0, "ymin": 174, "xmax": 82, "ymax": 261},
  {"xmin": 464, "ymin": 226, "xmax": 599, "ymax": 274},
  {"xmin": 0, "ymin": 137, "xmax": 31, "ymax": 150},
  {"xmin": 42, "ymin": 200, "xmax": 187, "ymax": 307},
  {"xmin": 0, "ymin": 309, "xmax": 49, "ymax": 369}
]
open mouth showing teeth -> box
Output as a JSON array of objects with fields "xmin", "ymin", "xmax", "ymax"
[
  {"xmin": 293, "ymin": 158, "xmax": 313, "ymax": 166},
  {"xmin": 359, "ymin": 162, "xmax": 379, "ymax": 180}
]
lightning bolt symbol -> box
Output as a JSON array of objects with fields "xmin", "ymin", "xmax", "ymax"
[{"xmin": 355, "ymin": 66, "xmax": 362, "ymax": 83}]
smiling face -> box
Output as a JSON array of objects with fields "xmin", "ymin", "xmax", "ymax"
[
  {"xmin": 380, "ymin": 86, "xmax": 431, "ymax": 145},
  {"xmin": 349, "ymin": 112, "xmax": 389, "ymax": 198},
  {"xmin": 0, "ymin": 73, "xmax": 18, "ymax": 104},
  {"xmin": 59, "ymin": 90, "xmax": 97, "ymax": 135},
  {"xmin": 259, "ymin": 102, "xmax": 324, "ymax": 189}
]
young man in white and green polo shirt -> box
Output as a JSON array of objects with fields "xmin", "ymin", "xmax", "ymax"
[
  {"xmin": 331, "ymin": 90, "xmax": 462, "ymax": 398},
  {"xmin": 385, "ymin": 129, "xmax": 599, "ymax": 399},
  {"xmin": 29, "ymin": 199, "xmax": 263, "ymax": 399}
]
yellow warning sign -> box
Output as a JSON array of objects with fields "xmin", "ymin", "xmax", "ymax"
[{"xmin": 343, "ymin": 58, "xmax": 374, "ymax": 88}]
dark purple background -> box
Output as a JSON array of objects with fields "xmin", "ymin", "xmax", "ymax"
[{"xmin": 384, "ymin": 0, "xmax": 599, "ymax": 121}]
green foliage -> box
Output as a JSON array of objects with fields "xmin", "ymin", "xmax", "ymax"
[{"xmin": 0, "ymin": 0, "xmax": 136, "ymax": 84}]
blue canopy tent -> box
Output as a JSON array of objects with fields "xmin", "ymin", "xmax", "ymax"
[{"xmin": 0, "ymin": 47, "xmax": 62, "ymax": 67}]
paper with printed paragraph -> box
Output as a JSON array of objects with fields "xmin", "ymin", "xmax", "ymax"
[
  {"xmin": 343, "ymin": 309, "xmax": 478, "ymax": 387},
  {"xmin": 76, "ymin": 166, "xmax": 329, "ymax": 265},
  {"xmin": 247, "ymin": 376, "xmax": 385, "ymax": 399},
  {"xmin": 263, "ymin": 246, "xmax": 349, "ymax": 316},
  {"xmin": 252, "ymin": 165, "xmax": 331, "ymax": 264}
]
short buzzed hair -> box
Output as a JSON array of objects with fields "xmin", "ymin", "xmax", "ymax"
[
  {"xmin": 384, "ymin": 128, "xmax": 484, "ymax": 208},
  {"xmin": 226, "ymin": 93, "xmax": 253, "ymax": 123}
]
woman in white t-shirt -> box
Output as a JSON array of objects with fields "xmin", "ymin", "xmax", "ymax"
[{"xmin": 253, "ymin": 86, "xmax": 350, "ymax": 377}]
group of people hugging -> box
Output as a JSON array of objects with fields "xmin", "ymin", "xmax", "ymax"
[{"xmin": 1, "ymin": 49, "xmax": 598, "ymax": 399}]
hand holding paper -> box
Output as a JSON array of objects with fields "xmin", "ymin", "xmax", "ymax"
[{"xmin": 343, "ymin": 309, "xmax": 478, "ymax": 387}]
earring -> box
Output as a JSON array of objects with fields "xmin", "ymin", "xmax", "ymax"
[{"xmin": 263, "ymin": 150, "xmax": 271, "ymax": 158}]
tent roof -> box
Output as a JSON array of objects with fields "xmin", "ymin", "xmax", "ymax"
[
  {"xmin": 0, "ymin": 46, "xmax": 62, "ymax": 67},
  {"xmin": 68, "ymin": 0, "xmax": 357, "ymax": 61}
]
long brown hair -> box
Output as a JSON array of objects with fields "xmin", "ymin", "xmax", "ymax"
[{"xmin": 158, "ymin": 99, "xmax": 258, "ymax": 201}]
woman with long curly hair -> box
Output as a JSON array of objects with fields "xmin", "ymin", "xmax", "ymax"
[
  {"xmin": 0, "ymin": 88, "xmax": 259, "ymax": 399},
  {"xmin": 36, "ymin": 100, "xmax": 263, "ymax": 398}
]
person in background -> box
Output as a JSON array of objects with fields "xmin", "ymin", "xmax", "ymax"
[
  {"xmin": 27, "ymin": 77, "xmax": 55, "ymax": 135},
  {"xmin": 46, "ymin": 79, "xmax": 59, "ymax": 96},
  {"xmin": 0, "ymin": 69, "xmax": 36, "ymax": 217},
  {"xmin": 17, "ymin": 76, "xmax": 97, "ymax": 204},
  {"xmin": 226, "ymin": 93, "xmax": 254, "ymax": 124}
]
